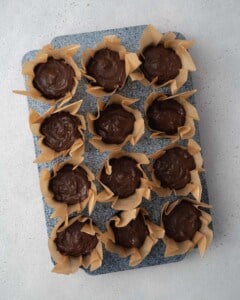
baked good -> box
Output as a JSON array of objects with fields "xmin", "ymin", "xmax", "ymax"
[
  {"xmin": 97, "ymin": 151, "xmax": 150, "ymax": 210},
  {"xmin": 49, "ymin": 216, "xmax": 103, "ymax": 274},
  {"xmin": 14, "ymin": 44, "xmax": 81, "ymax": 105},
  {"xmin": 81, "ymin": 35, "xmax": 141, "ymax": 96},
  {"xmin": 144, "ymin": 90, "xmax": 198, "ymax": 139},
  {"xmin": 40, "ymin": 159, "xmax": 97, "ymax": 220},
  {"xmin": 87, "ymin": 94, "xmax": 144, "ymax": 152},
  {"xmin": 29, "ymin": 100, "xmax": 85, "ymax": 163},
  {"xmin": 150, "ymin": 139, "xmax": 203, "ymax": 200},
  {"xmin": 161, "ymin": 198, "xmax": 213, "ymax": 256},
  {"xmin": 103, "ymin": 208, "xmax": 164, "ymax": 266}
]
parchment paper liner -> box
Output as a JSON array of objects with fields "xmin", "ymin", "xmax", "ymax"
[
  {"xmin": 161, "ymin": 198, "xmax": 213, "ymax": 257},
  {"xmin": 87, "ymin": 94, "xmax": 144, "ymax": 152},
  {"xmin": 144, "ymin": 90, "xmax": 199, "ymax": 140},
  {"xmin": 29, "ymin": 100, "xmax": 86, "ymax": 164},
  {"xmin": 149, "ymin": 139, "xmax": 203, "ymax": 201},
  {"xmin": 97, "ymin": 151, "xmax": 151, "ymax": 210},
  {"xmin": 40, "ymin": 158, "xmax": 97, "ymax": 224},
  {"xmin": 49, "ymin": 215, "xmax": 103, "ymax": 274},
  {"xmin": 81, "ymin": 35, "xmax": 141, "ymax": 96},
  {"xmin": 130, "ymin": 25, "xmax": 196, "ymax": 94},
  {"xmin": 13, "ymin": 44, "xmax": 81, "ymax": 105},
  {"xmin": 102, "ymin": 208, "xmax": 165, "ymax": 266}
]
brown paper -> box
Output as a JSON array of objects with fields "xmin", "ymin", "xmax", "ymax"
[
  {"xmin": 144, "ymin": 90, "xmax": 199, "ymax": 140},
  {"xmin": 29, "ymin": 100, "xmax": 85, "ymax": 163},
  {"xmin": 161, "ymin": 198, "xmax": 213, "ymax": 257},
  {"xmin": 13, "ymin": 44, "xmax": 81, "ymax": 105},
  {"xmin": 81, "ymin": 35, "xmax": 141, "ymax": 96},
  {"xmin": 40, "ymin": 158, "xmax": 97, "ymax": 223},
  {"xmin": 97, "ymin": 151, "xmax": 151, "ymax": 210},
  {"xmin": 130, "ymin": 25, "xmax": 196, "ymax": 94},
  {"xmin": 149, "ymin": 139, "xmax": 203, "ymax": 201},
  {"xmin": 87, "ymin": 94, "xmax": 145, "ymax": 152},
  {"xmin": 102, "ymin": 208, "xmax": 165, "ymax": 266},
  {"xmin": 48, "ymin": 215, "xmax": 103, "ymax": 274}
]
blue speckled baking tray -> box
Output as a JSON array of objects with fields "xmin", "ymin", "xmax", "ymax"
[{"xmin": 22, "ymin": 25, "xmax": 210, "ymax": 275}]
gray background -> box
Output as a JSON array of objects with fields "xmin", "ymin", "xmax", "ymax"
[{"xmin": 1, "ymin": 0, "xmax": 239, "ymax": 299}]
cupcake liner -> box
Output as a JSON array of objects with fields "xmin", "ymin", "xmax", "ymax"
[
  {"xmin": 149, "ymin": 139, "xmax": 203, "ymax": 200},
  {"xmin": 29, "ymin": 100, "xmax": 85, "ymax": 163},
  {"xmin": 102, "ymin": 208, "xmax": 165, "ymax": 266},
  {"xmin": 48, "ymin": 215, "xmax": 103, "ymax": 274},
  {"xmin": 144, "ymin": 89, "xmax": 199, "ymax": 140},
  {"xmin": 130, "ymin": 25, "xmax": 196, "ymax": 94},
  {"xmin": 87, "ymin": 94, "xmax": 145, "ymax": 152},
  {"xmin": 161, "ymin": 198, "xmax": 213, "ymax": 257},
  {"xmin": 81, "ymin": 35, "xmax": 141, "ymax": 96},
  {"xmin": 40, "ymin": 158, "xmax": 97, "ymax": 223},
  {"xmin": 97, "ymin": 151, "xmax": 151, "ymax": 210},
  {"xmin": 13, "ymin": 44, "xmax": 81, "ymax": 105}
]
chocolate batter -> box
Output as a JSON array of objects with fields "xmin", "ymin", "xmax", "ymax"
[
  {"xmin": 100, "ymin": 156, "xmax": 143, "ymax": 198},
  {"xmin": 94, "ymin": 104, "xmax": 135, "ymax": 144},
  {"xmin": 110, "ymin": 213, "xmax": 149, "ymax": 248},
  {"xmin": 33, "ymin": 57, "xmax": 75, "ymax": 99},
  {"xmin": 55, "ymin": 220, "xmax": 98, "ymax": 257},
  {"xmin": 147, "ymin": 98, "xmax": 186, "ymax": 134},
  {"xmin": 86, "ymin": 48, "xmax": 126, "ymax": 92},
  {"xmin": 49, "ymin": 164, "xmax": 91, "ymax": 205},
  {"xmin": 140, "ymin": 44, "xmax": 182, "ymax": 84},
  {"xmin": 162, "ymin": 200, "xmax": 201, "ymax": 242},
  {"xmin": 40, "ymin": 111, "xmax": 82, "ymax": 152},
  {"xmin": 153, "ymin": 147, "xmax": 196, "ymax": 190}
]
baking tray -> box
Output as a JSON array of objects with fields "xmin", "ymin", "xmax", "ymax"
[{"xmin": 22, "ymin": 25, "xmax": 210, "ymax": 275}]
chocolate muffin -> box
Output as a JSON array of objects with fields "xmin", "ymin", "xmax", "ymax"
[
  {"xmin": 100, "ymin": 156, "xmax": 143, "ymax": 198},
  {"xmin": 140, "ymin": 44, "xmax": 182, "ymax": 84},
  {"xmin": 147, "ymin": 98, "xmax": 186, "ymax": 134},
  {"xmin": 86, "ymin": 48, "xmax": 126, "ymax": 92},
  {"xmin": 162, "ymin": 200, "xmax": 201, "ymax": 242},
  {"xmin": 49, "ymin": 164, "xmax": 91, "ymax": 205},
  {"xmin": 40, "ymin": 111, "xmax": 82, "ymax": 152},
  {"xmin": 153, "ymin": 147, "xmax": 196, "ymax": 190},
  {"xmin": 55, "ymin": 221, "xmax": 98, "ymax": 257},
  {"xmin": 94, "ymin": 104, "xmax": 135, "ymax": 144},
  {"xmin": 33, "ymin": 57, "xmax": 75, "ymax": 99},
  {"xmin": 110, "ymin": 213, "xmax": 149, "ymax": 248}
]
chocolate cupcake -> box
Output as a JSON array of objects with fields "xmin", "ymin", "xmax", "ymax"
[
  {"xmin": 40, "ymin": 159, "xmax": 97, "ymax": 221},
  {"xmin": 87, "ymin": 94, "xmax": 144, "ymax": 152},
  {"xmin": 144, "ymin": 90, "xmax": 199, "ymax": 140},
  {"xmin": 149, "ymin": 139, "xmax": 203, "ymax": 200},
  {"xmin": 29, "ymin": 100, "xmax": 85, "ymax": 163},
  {"xmin": 103, "ymin": 208, "xmax": 164, "ymax": 266},
  {"xmin": 14, "ymin": 44, "xmax": 81, "ymax": 105},
  {"xmin": 81, "ymin": 35, "xmax": 141, "ymax": 96},
  {"xmin": 161, "ymin": 198, "xmax": 213, "ymax": 257},
  {"xmin": 131, "ymin": 25, "xmax": 196, "ymax": 94},
  {"xmin": 48, "ymin": 215, "xmax": 103, "ymax": 274},
  {"xmin": 97, "ymin": 151, "xmax": 151, "ymax": 210}
]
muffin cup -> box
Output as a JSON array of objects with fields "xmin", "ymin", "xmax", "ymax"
[
  {"xmin": 102, "ymin": 208, "xmax": 164, "ymax": 266},
  {"xmin": 40, "ymin": 158, "xmax": 97, "ymax": 223},
  {"xmin": 13, "ymin": 44, "xmax": 81, "ymax": 105},
  {"xmin": 149, "ymin": 139, "xmax": 203, "ymax": 201},
  {"xmin": 87, "ymin": 94, "xmax": 144, "ymax": 152},
  {"xmin": 97, "ymin": 151, "xmax": 151, "ymax": 210},
  {"xmin": 161, "ymin": 198, "xmax": 213, "ymax": 257},
  {"xmin": 29, "ymin": 100, "xmax": 85, "ymax": 164},
  {"xmin": 144, "ymin": 90, "xmax": 199, "ymax": 140},
  {"xmin": 48, "ymin": 215, "xmax": 103, "ymax": 274},
  {"xmin": 81, "ymin": 35, "xmax": 141, "ymax": 96},
  {"xmin": 131, "ymin": 24, "xmax": 196, "ymax": 94}
]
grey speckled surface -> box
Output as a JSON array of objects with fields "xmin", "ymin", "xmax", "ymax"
[{"xmin": 22, "ymin": 25, "xmax": 210, "ymax": 275}]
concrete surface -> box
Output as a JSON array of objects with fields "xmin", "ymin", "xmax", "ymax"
[{"xmin": 0, "ymin": 0, "xmax": 240, "ymax": 299}]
